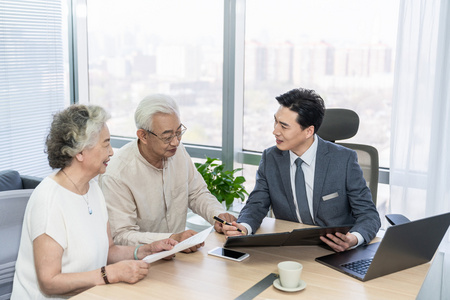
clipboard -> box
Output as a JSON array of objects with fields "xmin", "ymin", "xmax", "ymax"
[{"xmin": 223, "ymin": 225, "xmax": 353, "ymax": 248}]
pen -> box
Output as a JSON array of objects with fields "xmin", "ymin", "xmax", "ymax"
[{"xmin": 213, "ymin": 216, "xmax": 243, "ymax": 233}]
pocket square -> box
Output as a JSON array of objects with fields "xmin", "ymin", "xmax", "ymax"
[{"xmin": 322, "ymin": 192, "xmax": 339, "ymax": 201}]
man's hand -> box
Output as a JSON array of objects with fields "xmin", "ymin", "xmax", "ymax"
[
  {"xmin": 213, "ymin": 213, "xmax": 237, "ymax": 233},
  {"xmin": 145, "ymin": 238, "xmax": 178, "ymax": 260},
  {"xmin": 222, "ymin": 221, "xmax": 248, "ymax": 237},
  {"xmin": 170, "ymin": 230, "xmax": 204, "ymax": 253},
  {"xmin": 320, "ymin": 232, "xmax": 358, "ymax": 252}
]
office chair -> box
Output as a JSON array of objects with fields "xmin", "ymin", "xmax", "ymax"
[
  {"xmin": 317, "ymin": 108, "xmax": 379, "ymax": 205},
  {"xmin": 0, "ymin": 189, "xmax": 33, "ymax": 300}
]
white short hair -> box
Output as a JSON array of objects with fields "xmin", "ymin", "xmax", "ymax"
[{"xmin": 134, "ymin": 94, "xmax": 180, "ymax": 131}]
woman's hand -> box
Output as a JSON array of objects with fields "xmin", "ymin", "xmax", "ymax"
[{"xmin": 106, "ymin": 260, "xmax": 150, "ymax": 284}]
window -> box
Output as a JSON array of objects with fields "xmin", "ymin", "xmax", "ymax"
[
  {"xmin": 241, "ymin": 0, "xmax": 399, "ymax": 211},
  {"xmin": 0, "ymin": 0, "xmax": 70, "ymax": 177},
  {"xmin": 86, "ymin": 0, "xmax": 223, "ymax": 147},
  {"xmin": 243, "ymin": 0, "xmax": 399, "ymax": 169},
  {"xmin": 80, "ymin": 1, "xmax": 399, "ymax": 207}
]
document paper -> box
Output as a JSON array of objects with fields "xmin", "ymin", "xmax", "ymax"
[{"xmin": 143, "ymin": 226, "xmax": 213, "ymax": 263}]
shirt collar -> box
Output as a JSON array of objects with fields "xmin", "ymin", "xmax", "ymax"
[{"xmin": 289, "ymin": 134, "xmax": 318, "ymax": 167}]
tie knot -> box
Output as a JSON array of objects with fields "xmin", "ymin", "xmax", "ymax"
[{"xmin": 295, "ymin": 157, "xmax": 304, "ymax": 167}]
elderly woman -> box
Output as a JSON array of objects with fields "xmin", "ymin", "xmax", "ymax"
[{"xmin": 11, "ymin": 105, "xmax": 177, "ymax": 299}]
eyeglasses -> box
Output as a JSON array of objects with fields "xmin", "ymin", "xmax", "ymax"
[{"xmin": 146, "ymin": 124, "xmax": 187, "ymax": 144}]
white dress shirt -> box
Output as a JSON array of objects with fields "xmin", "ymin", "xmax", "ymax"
[{"xmin": 289, "ymin": 135, "xmax": 318, "ymax": 223}]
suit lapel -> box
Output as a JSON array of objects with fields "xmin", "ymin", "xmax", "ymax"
[
  {"xmin": 313, "ymin": 138, "xmax": 330, "ymax": 220},
  {"xmin": 274, "ymin": 148, "xmax": 299, "ymax": 221}
]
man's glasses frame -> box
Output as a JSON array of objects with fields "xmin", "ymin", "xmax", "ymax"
[{"xmin": 146, "ymin": 124, "xmax": 187, "ymax": 144}]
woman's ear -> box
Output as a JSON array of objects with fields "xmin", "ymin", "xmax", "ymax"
[{"xmin": 75, "ymin": 151, "xmax": 84, "ymax": 162}]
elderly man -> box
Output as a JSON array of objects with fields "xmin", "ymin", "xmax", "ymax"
[{"xmin": 99, "ymin": 94, "xmax": 235, "ymax": 252}]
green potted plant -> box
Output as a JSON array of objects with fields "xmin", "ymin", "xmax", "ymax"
[{"xmin": 195, "ymin": 156, "xmax": 248, "ymax": 210}]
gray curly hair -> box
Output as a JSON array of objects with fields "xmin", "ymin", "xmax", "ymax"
[{"xmin": 46, "ymin": 104, "xmax": 110, "ymax": 169}]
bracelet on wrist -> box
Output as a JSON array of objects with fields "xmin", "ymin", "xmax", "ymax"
[
  {"xmin": 101, "ymin": 266, "xmax": 110, "ymax": 284},
  {"xmin": 134, "ymin": 244, "xmax": 144, "ymax": 260}
]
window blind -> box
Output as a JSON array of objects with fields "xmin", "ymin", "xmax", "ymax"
[{"xmin": 0, "ymin": 0, "xmax": 67, "ymax": 177}]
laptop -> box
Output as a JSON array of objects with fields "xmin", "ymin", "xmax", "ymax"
[{"xmin": 315, "ymin": 212, "xmax": 450, "ymax": 281}]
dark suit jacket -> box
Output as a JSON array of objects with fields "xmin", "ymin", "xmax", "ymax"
[{"xmin": 238, "ymin": 137, "xmax": 381, "ymax": 244}]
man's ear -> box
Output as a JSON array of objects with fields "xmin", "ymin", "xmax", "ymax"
[
  {"xmin": 136, "ymin": 129, "xmax": 148, "ymax": 145},
  {"xmin": 306, "ymin": 126, "xmax": 315, "ymax": 138}
]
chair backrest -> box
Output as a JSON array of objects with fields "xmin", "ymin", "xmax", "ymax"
[
  {"xmin": 317, "ymin": 108, "xmax": 379, "ymax": 205},
  {"xmin": 0, "ymin": 171, "xmax": 23, "ymax": 192},
  {"xmin": 0, "ymin": 189, "xmax": 33, "ymax": 300},
  {"xmin": 338, "ymin": 143, "xmax": 379, "ymax": 204},
  {"xmin": 0, "ymin": 170, "xmax": 42, "ymax": 192},
  {"xmin": 317, "ymin": 108, "xmax": 359, "ymax": 142}
]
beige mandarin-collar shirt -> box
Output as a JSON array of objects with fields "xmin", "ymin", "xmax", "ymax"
[{"xmin": 99, "ymin": 140, "xmax": 225, "ymax": 245}]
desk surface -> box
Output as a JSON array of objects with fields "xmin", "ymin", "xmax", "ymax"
[{"xmin": 72, "ymin": 218, "xmax": 429, "ymax": 300}]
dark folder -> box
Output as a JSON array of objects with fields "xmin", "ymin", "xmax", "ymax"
[{"xmin": 223, "ymin": 225, "xmax": 352, "ymax": 247}]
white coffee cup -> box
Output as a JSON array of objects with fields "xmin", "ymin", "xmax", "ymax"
[{"xmin": 278, "ymin": 261, "xmax": 303, "ymax": 288}]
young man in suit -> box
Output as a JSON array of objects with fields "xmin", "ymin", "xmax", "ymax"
[{"xmin": 222, "ymin": 88, "xmax": 381, "ymax": 251}]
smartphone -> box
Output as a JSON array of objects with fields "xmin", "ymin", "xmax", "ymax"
[{"xmin": 208, "ymin": 247, "xmax": 250, "ymax": 262}]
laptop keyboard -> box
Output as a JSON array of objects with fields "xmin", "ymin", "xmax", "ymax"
[{"xmin": 341, "ymin": 258, "xmax": 373, "ymax": 275}]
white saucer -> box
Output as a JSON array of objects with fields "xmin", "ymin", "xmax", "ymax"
[{"xmin": 273, "ymin": 278, "xmax": 306, "ymax": 292}]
